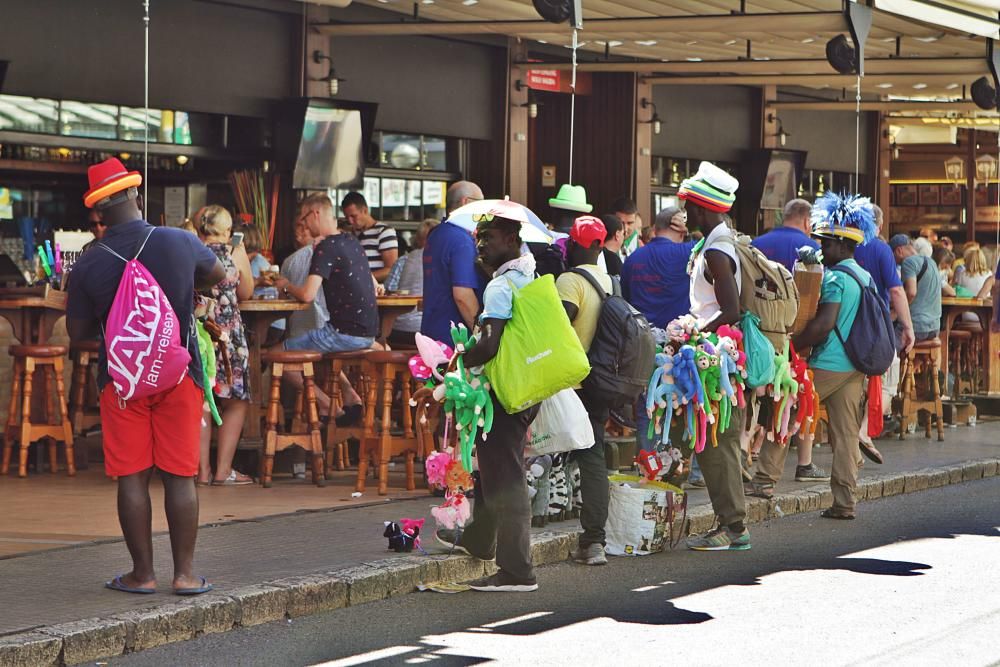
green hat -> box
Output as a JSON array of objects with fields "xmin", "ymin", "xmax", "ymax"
[{"xmin": 548, "ymin": 184, "xmax": 592, "ymax": 213}]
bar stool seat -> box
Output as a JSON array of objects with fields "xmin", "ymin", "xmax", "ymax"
[
  {"xmin": 3, "ymin": 345, "xmax": 75, "ymax": 478},
  {"xmin": 898, "ymin": 338, "xmax": 944, "ymax": 441},
  {"xmin": 260, "ymin": 349, "xmax": 325, "ymax": 488},
  {"xmin": 69, "ymin": 340, "xmax": 102, "ymax": 436},
  {"xmin": 323, "ymin": 349, "xmax": 372, "ymax": 472},
  {"xmin": 357, "ymin": 351, "xmax": 422, "ymax": 494}
]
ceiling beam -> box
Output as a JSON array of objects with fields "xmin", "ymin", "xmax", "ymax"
[
  {"xmin": 770, "ymin": 100, "xmax": 982, "ymax": 111},
  {"xmin": 517, "ymin": 57, "xmax": 986, "ymax": 76},
  {"xmin": 644, "ymin": 74, "xmax": 984, "ymax": 86},
  {"xmin": 314, "ymin": 12, "xmax": 846, "ymax": 37}
]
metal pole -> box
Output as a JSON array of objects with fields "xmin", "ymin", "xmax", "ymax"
[
  {"xmin": 569, "ymin": 28, "xmax": 578, "ymax": 185},
  {"xmin": 143, "ymin": 0, "xmax": 150, "ymax": 208}
]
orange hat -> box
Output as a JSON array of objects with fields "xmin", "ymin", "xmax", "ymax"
[
  {"xmin": 83, "ymin": 158, "xmax": 142, "ymax": 209},
  {"xmin": 570, "ymin": 215, "xmax": 607, "ymax": 249}
]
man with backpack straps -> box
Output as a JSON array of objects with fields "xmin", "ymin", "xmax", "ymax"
[
  {"xmin": 890, "ymin": 234, "xmax": 943, "ymax": 343},
  {"xmin": 67, "ymin": 158, "xmax": 225, "ymax": 595},
  {"xmin": 676, "ymin": 161, "xmax": 751, "ymax": 551},
  {"xmin": 792, "ymin": 193, "xmax": 887, "ymax": 520},
  {"xmin": 556, "ymin": 216, "xmax": 656, "ymax": 566}
]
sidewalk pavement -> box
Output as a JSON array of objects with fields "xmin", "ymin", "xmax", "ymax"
[{"xmin": 3, "ymin": 424, "xmax": 1000, "ymax": 665}]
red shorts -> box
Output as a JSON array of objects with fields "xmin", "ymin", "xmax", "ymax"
[{"xmin": 100, "ymin": 376, "xmax": 203, "ymax": 477}]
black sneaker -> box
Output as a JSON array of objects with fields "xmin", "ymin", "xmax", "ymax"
[
  {"xmin": 468, "ymin": 572, "xmax": 538, "ymax": 592},
  {"xmin": 435, "ymin": 528, "xmax": 495, "ymax": 560},
  {"xmin": 795, "ymin": 463, "xmax": 831, "ymax": 482}
]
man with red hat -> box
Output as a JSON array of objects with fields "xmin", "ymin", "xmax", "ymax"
[
  {"xmin": 67, "ymin": 158, "xmax": 225, "ymax": 595},
  {"xmin": 556, "ymin": 215, "xmax": 614, "ymax": 566}
]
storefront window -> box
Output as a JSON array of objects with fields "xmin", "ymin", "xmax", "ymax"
[
  {"xmin": 59, "ymin": 100, "xmax": 119, "ymax": 139},
  {"xmin": 381, "ymin": 134, "xmax": 422, "ymax": 169},
  {"xmin": 0, "ymin": 95, "xmax": 59, "ymax": 134},
  {"xmin": 422, "ymin": 136, "xmax": 447, "ymax": 171}
]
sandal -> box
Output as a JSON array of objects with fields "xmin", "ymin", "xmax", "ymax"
[
  {"xmin": 212, "ymin": 470, "xmax": 253, "ymax": 486},
  {"xmin": 820, "ymin": 508, "xmax": 855, "ymax": 520}
]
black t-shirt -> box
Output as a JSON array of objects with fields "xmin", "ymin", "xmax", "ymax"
[
  {"xmin": 309, "ymin": 233, "xmax": 379, "ymax": 338},
  {"xmin": 603, "ymin": 248, "xmax": 623, "ymax": 277},
  {"xmin": 66, "ymin": 220, "xmax": 219, "ymax": 390}
]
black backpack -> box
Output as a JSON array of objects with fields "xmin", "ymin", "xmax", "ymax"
[
  {"xmin": 830, "ymin": 264, "xmax": 896, "ymax": 377},
  {"xmin": 568, "ymin": 268, "xmax": 656, "ymax": 408}
]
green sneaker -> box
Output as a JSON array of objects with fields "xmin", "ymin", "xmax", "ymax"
[{"xmin": 686, "ymin": 527, "xmax": 751, "ymax": 551}]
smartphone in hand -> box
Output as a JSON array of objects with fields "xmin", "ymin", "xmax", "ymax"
[{"xmin": 231, "ymin": 231, "xmax": 244, "ymax": 248}]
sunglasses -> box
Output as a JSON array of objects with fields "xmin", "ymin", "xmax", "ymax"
[{"xmin": 472, "ymin": 212, "xmax": 495, "ymax": 223}]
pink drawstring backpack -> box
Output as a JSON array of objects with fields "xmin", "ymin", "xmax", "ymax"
[{"xmin": 99, "ymin": 228, "xmax": 191, "ymax": 400}]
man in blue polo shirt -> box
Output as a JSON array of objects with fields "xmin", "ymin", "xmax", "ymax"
[
  {"xmin": 855, "ymin": 205, "xmax": 913, "ymax": 444},
  {"xmin": 420, "ymin": 181, "xmax": 486, "ymax": 345},
  {"xmin": 752, "ymin": 199, "xmax": 819, "ymax": 271},
  {"xmin": 749, "ymin": 199, "xmax": 827, "ymax": 484},
  {"xmin": 622, "ymin": 206, "xmax": 695, "ymax": 452},
  {"xmin": 621, "ymin": 206, "xmax": 695, "ymax": 328}
]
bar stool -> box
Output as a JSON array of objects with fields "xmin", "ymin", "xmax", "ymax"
[
  {"xmin": 952, "ymin": 321, "xmax": 984, "ymax": 395},
  {"xmin": 898, "ymin": 338, "xmax": 944, "ymax": 442},
  {"xmin": 260, "ymin": 350, "xmax": 325, "ymax": 488},
  {"xmin": 2, "ymin": 345, "xmax": 75, "ymax": 478},
  {"xmin": 356, "ymin": 350, "xmax": 420, "ymax": 495},
  {"xmin": 69, "ymin": 340, "xmax": 102, "ymax": 436},
  {"xmin": 323, "ymin": 349, "xmax": 371, "ymax": 472}
]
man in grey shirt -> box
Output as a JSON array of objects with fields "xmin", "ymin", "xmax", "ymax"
[
  {"xmin": 890, "ymin": 234, "xmax": 941, "ymax": 341},
  {"xmin": 278, "ymin": 220, "xmax": 329, "ymax": 339}
]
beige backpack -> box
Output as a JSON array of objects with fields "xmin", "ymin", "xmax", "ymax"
[{"xmin": 707, "ymin": 233, "xmax": 800, "ymax": 349}]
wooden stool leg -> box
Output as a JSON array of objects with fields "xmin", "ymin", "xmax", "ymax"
[
  {"xmin": 325, "ymin": 360, "xmax": 343, "ymax": 473},
  {"xmin": 405, "ymin": 450, "xmax": 415, "ymax": 491},
  {"xmin": 262, "ymin": 363, "xmax": 283, "ymax": 488},
  {"xmin": 377, "ymin": 368, "xmax": 394, "ymax": 495},
  {"xmin": 355, "ymin": 363, "xmax": 379, "ymax": 493},
  {"xmin": 402, "ymin": 375, "xmax": 414, "ymax": 439},
  {"xmin": 19, "ymin": 359, "xmax": 34, "ymax": 478},
  {"xmin": 2, "ymin": 359, "xmax": 22, "ymax": 475},
  {"xmin": 70, "ymin": 353, "xmax": 87, "ymax": 435},
  {"xmin": 899, "ymin": 355, "xmax": 913, "ymax": 441},
  {"xmin": 932, "ymin": 349, "xmax": 944, "ymax": 442},
  {"xmin": 54, "ymin": 358, "xmax": 76, "ymax": 476},
  {"xmin": 303, "ymin": 363, "xmax": 326, "ymax": 487}
]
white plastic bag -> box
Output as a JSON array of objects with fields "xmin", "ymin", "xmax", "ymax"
[
  {"xmin": 605, "ymin": 475, "xmax": 685, "ymax": 556},
  {"xmin": 526, "ymin": 389, "xmax": 595, "ymax": 456}
]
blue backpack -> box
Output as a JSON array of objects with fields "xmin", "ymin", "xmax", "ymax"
[{"xmin": 829, "ymin": 264, "xmax": 896, "ymax": 376}]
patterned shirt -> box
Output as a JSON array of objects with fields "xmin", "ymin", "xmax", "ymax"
[
  {"xmin": 309, "ymin": 234, "xmax": 379, "ymax": 338},
  {"xmin": 356, "ymin": 222, "xmax": 398, "ymax": 273}
]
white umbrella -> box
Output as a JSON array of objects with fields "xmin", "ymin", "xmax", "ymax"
[{"xmin": 446, "ymin": 198, "xmax": 554, "ymax": 244}]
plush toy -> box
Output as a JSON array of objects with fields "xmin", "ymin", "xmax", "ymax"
[
  {"xmin": 431, "ymin": 493, "xmax": 471, "ymax": 530},
  {"xmin": 444, "ymin": 458, "xmax": 474, "ymax": 495},
  {"xmin": 789, "ymin": 345, "xmax": 815, "ymax": 437},
  {"xmin": 442, "ymin": 324, "xmax": 495, "ymax": 473},
  {"xmin": 647, "ymin": 353, "xmax": 681, "ymax": 419},
  {"xmin": 384, "ymin": 519, "xmax": 424, "ymax": 552},
  {"xmin": 424, "ymin": 450, "xmax": 450, "ymax": 488},
  {"xmin": 636, "ymin": 449, "xmax": 665, "ymax": 481},
  {"xmin": 770, "ymin": 347, "xmax": 799, "ymax": 445},
  {"xmin": 717, "ymin": 324, "xmax": 747, "ymax": 378},
  {"xmin": 547, "ymin": 455, "xmax": 571, "ymax": 520},
  {"xmin": 672, "ymin": 346, "xmax": 701, "ymax": 406}
]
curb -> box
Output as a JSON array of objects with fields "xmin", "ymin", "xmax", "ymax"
[{"xmin": 4, "ymin": 457, "xmax": 998, "ymax": 666}]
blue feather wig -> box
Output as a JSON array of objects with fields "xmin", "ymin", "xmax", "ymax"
[{"xmin": 810, "ymin": 192, "xmax": 878, "ymax": 245}]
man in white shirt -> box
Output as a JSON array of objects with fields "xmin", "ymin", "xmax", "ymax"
[{"xmin": 677, "ymin": 161, "xmax": 750, "ymax": 552}]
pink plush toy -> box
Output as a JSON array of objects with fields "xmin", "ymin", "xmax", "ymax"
[
  {"xmin": 431, "ymin": 493, "xmax": 471, "ymax": 530},
  {"xmin": 410, "ymin": 332, "xmax": 453, "ymax": 382},
  {"xmin": 424, "ymin": 450, "xmax": 450, "ymax": 488},
  {"xmin": 399, "ymin": 517, "xmax": 425, "ymax": 547}
]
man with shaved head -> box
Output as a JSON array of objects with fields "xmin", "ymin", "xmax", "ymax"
[{"xmin": 420, "ymin": 180, "xmax": 486, "ymax": 344}]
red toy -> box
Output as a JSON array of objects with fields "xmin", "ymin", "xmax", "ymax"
[
  {"xmin": 635, "ymin": 449, "xmax": 664, "ymax": 481},
  {"xmin": 790, "ymin": 344, "xmax": 815, "ymax": 436},
  {"xmin": 867, "ymin": 376, "xmax": 883, "ymax": 438}
]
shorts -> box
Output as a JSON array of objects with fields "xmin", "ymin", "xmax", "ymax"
[
  {"xmin": 100, "ymin": 376, "xmax": 203, "ymax": 477},
  {"xmin": 283, "ymin": 323, "xmax": 373, "ymax": 354}
]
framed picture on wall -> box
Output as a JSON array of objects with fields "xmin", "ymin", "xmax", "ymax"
[
  {"xmin": 975, "ymin": 183, "xmax": 990, "ymax": 207},
  {"xmin": 918, "ymin": 184, "xmax": 940, "ymax": 206},
  {"xmin": 897, "ymin": 185, "xmax": 918, "ymax": 206},
  {"xmin": 941, "ymin": 184, "xmax": 963, "ymax": 206}
]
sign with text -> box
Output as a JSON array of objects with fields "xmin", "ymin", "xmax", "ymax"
[{"xmin": 527, "ymin": 69, "xmax": 561, "ymax": 92}]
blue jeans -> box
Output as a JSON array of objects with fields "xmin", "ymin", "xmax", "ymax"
[{"xmin": 283, "ymin": 324, "xmax": 373, "ymax": 354}]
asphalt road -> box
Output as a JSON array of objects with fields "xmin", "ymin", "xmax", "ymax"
[{"xmin": 115, "ymin": 477, "xmax": 1000, "ymax": 667}]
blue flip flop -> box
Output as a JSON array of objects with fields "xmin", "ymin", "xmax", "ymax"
[
  {"xmin": 174, "ymin": 576, "xmax": 214, "ymax": 596},
  {"xmin": 105, "ymin": 575, "xmax": 156, "ymax": 595}
]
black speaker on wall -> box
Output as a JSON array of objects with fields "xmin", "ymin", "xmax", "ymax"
[
  {"xmin": 532, "ymin": 0, "xmax": 582, "ymax": 28},
  {"xmin": 971, "ymin": 76, "xmax": 998, "ymax": 110},
  {"xmin": 825, "ymin": 34, "xmax": 856, "ymax": 74}
]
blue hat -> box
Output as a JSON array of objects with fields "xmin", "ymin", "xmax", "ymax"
[{"xmin": 888, "ymin": 234, "xmax": 911, "ymax": 250}]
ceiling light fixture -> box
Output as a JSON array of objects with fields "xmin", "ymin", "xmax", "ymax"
[
  {"xmin": 462, "ymin": 0, "xmax": 478, "ymax": 5},
  {"xmin": 876, "ymin": 83, "xmax": 893, "ymax": 89},
  {"xmin": 912, "ymin": 83, "xmax": 928, "ymax": 89},
  {"xmin": 801, "ymin": 37, "xmax": 815, "ymax": 44},
  {"xmin": 635, "ymin": 40, "xmax": 658, "ymax": 46}
]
